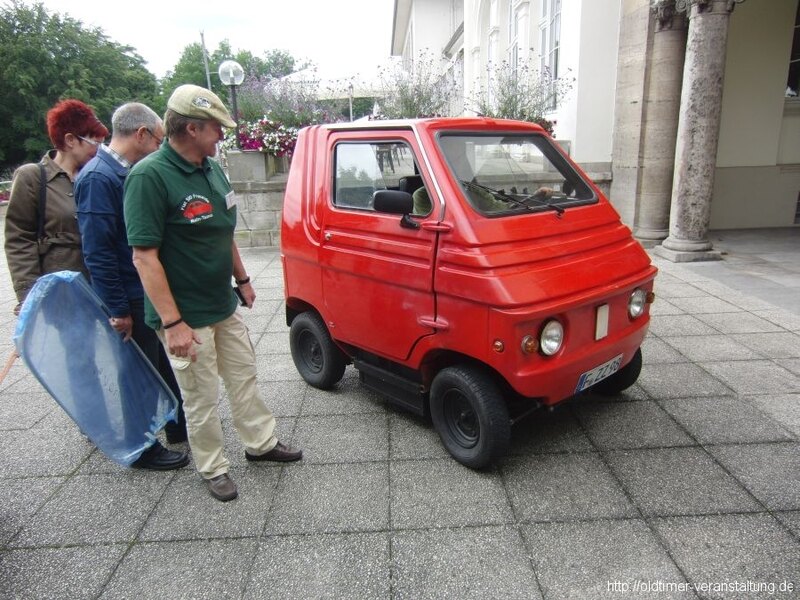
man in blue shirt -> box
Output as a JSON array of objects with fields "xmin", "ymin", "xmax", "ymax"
[{"xmin": 75, "ymin": 103, "xmax": 188, "ymax": 470}]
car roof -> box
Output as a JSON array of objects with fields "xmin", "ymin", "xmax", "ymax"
[{"xmin": 317, "ymin": 117, "xmax": 546, "ymax": 135}]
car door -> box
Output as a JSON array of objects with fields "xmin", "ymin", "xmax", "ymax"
[{"xmin": 319, "ymin": 130, "xmax": 438, "ymax": 362}]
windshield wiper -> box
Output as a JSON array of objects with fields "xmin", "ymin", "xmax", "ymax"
[
  {"xmin": 460, "ymin": 179, "xmax": 565, "ymax": 216},
  {"xmin": 518, "ymin": 189, "xmax": 566, "ymax": 216},
  {"xmin": 460, "ymin": 179, "xmax": 530, "ymax": 210}
]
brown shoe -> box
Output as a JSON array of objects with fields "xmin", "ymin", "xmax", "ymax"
[
  {"xmin": 205, "ymin": 473, "xmax": 238, "ymax": 502},
  {"xmin": 245, "ymin": 441, "xmax": 302, "ymax": 463}
]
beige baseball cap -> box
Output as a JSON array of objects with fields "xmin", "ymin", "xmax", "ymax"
[{"xmin": 166, "ymin": 84, "xmax": 236, "ymax": 128}]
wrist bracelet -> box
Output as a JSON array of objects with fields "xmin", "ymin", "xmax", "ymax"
[
  {"xmin": 235, "ymin": 276, "xmax": 251, "ymax": 285},
  {"xmin": 163, "ymin": 317, "xmax": 183, "ymax": 330}
]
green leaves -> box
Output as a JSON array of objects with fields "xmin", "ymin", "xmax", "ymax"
[
  {"xmin": 0, "ymin": 1, "xmax": 158, "ymax": 172},
  {"xmin": 0, "ymin": 2, "xmax": 308, "ymax": 174},
  {"xmin": 161, "ymin": 43, "xmax": 304, "ymax": 102}
]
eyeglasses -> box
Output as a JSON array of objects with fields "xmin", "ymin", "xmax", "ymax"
[
  {"xmin": 146, "ymin": 129, "xmax": 164, "ymax": 145},
  {"xmin": 78, "ymin": 135, "xmax": 102, "ymax": 147}
]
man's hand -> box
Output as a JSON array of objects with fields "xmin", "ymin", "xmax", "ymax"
[
  {"xmin": 165, "ymin": 321, "xmax": 202, "ymax": 362},
  {"xmin": 109, "ymin": 315, "xmax": 134, "ymax": 342},
  {"xmin": 239, "ymin": 281, "xmax": 256, "ymax": 308}
]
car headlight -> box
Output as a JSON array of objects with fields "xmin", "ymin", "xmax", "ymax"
[
  {"xmin": 539, "ymin": 320, "xmax": 564, "ymax": 356},
  {"xmin": 629, "ymin": 289, "xmax": 647, "ymax": 318}
]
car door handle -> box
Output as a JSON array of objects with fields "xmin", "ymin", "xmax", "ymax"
[
  {"xmin": 324, "ymin": 232, "xmax": 332, "ymax": 241},
  {"xmin": 420, "ymin": 221, "xmax": 453, "ymax": 232},
  {"xmin": 418, "ymin": 316, "xmax": 449, "ymax": 331}
]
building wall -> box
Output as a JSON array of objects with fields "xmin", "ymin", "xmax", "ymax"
[
  {"xmin": 710, "ymin": 0, "xmax": 799, "ymax": 228},
  {"xmin": 779, "ymin": 100, "xmax": 800, "ymax": 164},
  {"xmin": 463, "ymin": 1, "xmax": 621, "ymax": 165},
  {"xmin": 711, "ymin": 165, "xmax": 800, "ymax": 229},
  {"xmin": 608, "ymin": 0, "xmax": 652, "ymax": 226},
  {"xmin": 395, "ymin": 0, "xmax": 800, "ymax": 232},
  {"xmin": 463, "ymin": 0, "xmax": 478, "ymax": 99},
  {"xmin": 556, "ymin": 0, "xmax": 621, "ymax": 166},
  {"xmin": 716, "ymin": 0, "xmax": 795, "ymax": 168},
  {"xmin": 409, "ymin": 0, "xmax": 454, "ymax": 61},
  {"xmin": 576, "ymin": 0, "xmax": 620, "ymax": 166},
  {"xmin": 554, "ymin": 1, "xmax": 582, "ymax": 150}
]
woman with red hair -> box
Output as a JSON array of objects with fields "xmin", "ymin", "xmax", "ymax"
[{"xmin": 4, "ymin": 99, "xmax": 108, "ymax": 311}]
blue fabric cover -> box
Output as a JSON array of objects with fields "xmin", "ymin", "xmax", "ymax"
[{"xmin": 13, "ymin": 271, "xmax": 177, "ymax": 466}]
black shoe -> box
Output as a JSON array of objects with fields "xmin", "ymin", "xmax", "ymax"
[
  {"xmin": 205, "ymin": 473, "xmax": 238, "ymax": 502},
  {"xmin": 132, "ymin": 442, "xmax": 189, "ymax": 471},
  {"xmin": 245, "ymin": 441, "xmax": 302, "ymax": 463},
  {"xmin": 165, "ymin": 426, "xmax": 188, "ymax": 444}
]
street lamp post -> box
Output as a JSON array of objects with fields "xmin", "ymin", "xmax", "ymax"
[
  {"xmin": 348, "ymin": 82, "xmax": 354, "ymax": 122},
  {"xmin": 218, "ymin": 59, "xmax": 245, "ymax": 148}
]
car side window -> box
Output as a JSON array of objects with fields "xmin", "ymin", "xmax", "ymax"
[{"xmin": 333, "ymin": 141, "xmax": 421, "ymax": 211}]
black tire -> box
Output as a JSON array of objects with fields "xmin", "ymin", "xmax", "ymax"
[
  {"xmin": 289, "ymin": 312, "xmax": 347, "ymax": 389},
  {"xmin": 591, "ymin": 348, "xmax": 642, "ymax": 396},
  {"xmin": 429, "ymin": 365, "xmax": 510, "ymax": 469}
]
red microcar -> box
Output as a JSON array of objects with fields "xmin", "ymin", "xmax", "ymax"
[{"xmin": 281, "ymin": 117, "xmax": 656, "ymax": 468}]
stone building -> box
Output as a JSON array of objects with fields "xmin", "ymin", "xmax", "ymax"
[{"xmin": 391, "ymin": 0, "xmax": 800, "ymax": 261}]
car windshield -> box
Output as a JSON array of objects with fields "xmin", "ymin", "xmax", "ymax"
[{"xmin": 436, "ymin": 132, "xmax": 597, "ymax": 216}]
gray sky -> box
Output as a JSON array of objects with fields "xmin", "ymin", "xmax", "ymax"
[{"xmin": 35, "ymin": 0, "xmax": 396, "ymax": 82}]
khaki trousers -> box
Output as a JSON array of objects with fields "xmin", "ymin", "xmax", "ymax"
[{"xmin": 159, "ymin": 311, "xmax": 276, "ymax": 479}]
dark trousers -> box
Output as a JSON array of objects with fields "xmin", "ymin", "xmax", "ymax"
[{"xmin": 130, "ymin": 298, "xmax": 186, "ymax": 437}]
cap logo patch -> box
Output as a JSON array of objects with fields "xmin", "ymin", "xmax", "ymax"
[{"xmin": 192, "ymin": 96, "xmax": 212, "ymax": 109}]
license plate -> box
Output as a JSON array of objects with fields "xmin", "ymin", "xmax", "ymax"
[{"xmin": 575, "ymin": 354, "xmax": 623, "ymax": 393}]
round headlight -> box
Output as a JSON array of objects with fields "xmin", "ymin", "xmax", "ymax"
[
  {"xmin": 629, "ymin": 289, "xmax": 647, "ymax": 318},
  {"xmin": 539, "ymin": 320, "xmax": 564, "ymax": 356}
]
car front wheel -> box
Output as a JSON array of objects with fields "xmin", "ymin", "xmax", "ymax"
[{"xmin": 429, "ymin": 365, "xmax": 510, "ymax": 469}]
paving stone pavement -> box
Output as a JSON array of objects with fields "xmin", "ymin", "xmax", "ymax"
[{"xmin": 0, "ymin": 227, "xmax": 798, "ymax": 599}]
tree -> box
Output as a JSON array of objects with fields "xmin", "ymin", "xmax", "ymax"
[
  {"xmin": 161, "ymin": 41, "xmax": 305, "ymax": 101},
  {"xmin": 160, "ymin": 42, "xmax": 214, "ymax": 95},
  {"xmin": 236, "ymin": 48, "xmax": 302, "ymax": 80},
  {"xmin": 0, "ymin": 1, "xmax": 160, "ymax": 172}
]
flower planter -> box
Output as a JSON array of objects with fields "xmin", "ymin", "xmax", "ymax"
[
  {"xmin": 226, "ymin": 150, "xmax": 289, "ymax": 182},
  {"xmin": 267, "ymin": 154, "xmax": 289, "ymax": 176}
]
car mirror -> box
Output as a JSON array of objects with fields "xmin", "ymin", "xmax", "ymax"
[{"xmin": 373, "ymin": 190, "xmax": 413, "ymax": 215}]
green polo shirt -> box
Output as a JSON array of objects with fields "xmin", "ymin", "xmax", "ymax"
[{"xmin": 123, "ymin": 142, "xmax": 238, "ymax": 329}]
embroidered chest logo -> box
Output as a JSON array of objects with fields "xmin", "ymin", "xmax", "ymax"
[{"xmin": 180, "ymin": 194, "xmax": 213, "ymax": 223}]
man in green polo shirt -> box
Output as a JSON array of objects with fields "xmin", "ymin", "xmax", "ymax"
[{"xmin": 124, "ymin": 84, "xmax": 302, "ymax": 502}]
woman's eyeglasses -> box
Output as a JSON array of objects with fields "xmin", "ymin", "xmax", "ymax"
[{"xmin": 78, "ymin": 136, "xmax": 102, "ymax": 147}]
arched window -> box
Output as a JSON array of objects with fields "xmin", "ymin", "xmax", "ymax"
[
  {"xmin": 508, "ymin": 2, "xmax": 529, "ymax": 74},
  {"xmin": 538, "ymin": 0, "xmax": 561, "ymax": 109}
]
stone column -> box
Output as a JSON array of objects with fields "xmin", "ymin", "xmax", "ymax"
[
  {"xmin": 655, "ymin": 0, "xmax": 743, "ymax": 262},
  {"xmin": 609, "ymin": 0, "xmax": 653, "ymax": 228},
  {"xmin": 634, "ymin": 1, "xmax": 687, "ymax": 246}
]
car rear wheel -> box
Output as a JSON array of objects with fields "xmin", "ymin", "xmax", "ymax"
[
  {"xmin": 289, "ymin": 312, "xmax": 346, "ymax": 389},
  {"xmin": 591, "ymin": 348, "xmax": 642, "ymax": 396},
  {"xmin": 429, "ymin": 365, "xmax": 510, "ymax": 469}
]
